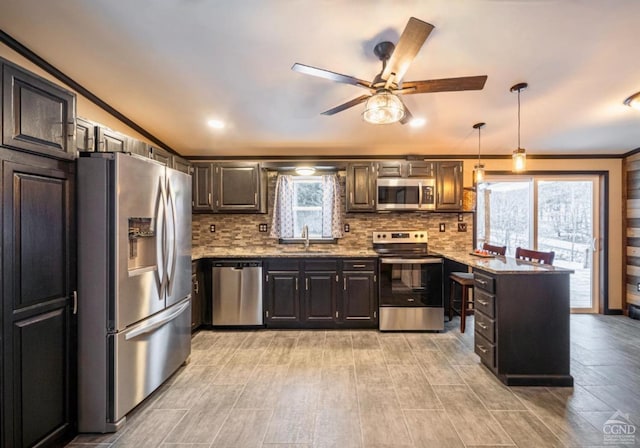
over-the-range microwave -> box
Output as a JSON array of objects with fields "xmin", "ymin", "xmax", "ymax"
[{"xmin": 376, "ymin": 177, "xmax": 436, "ymax": 211}]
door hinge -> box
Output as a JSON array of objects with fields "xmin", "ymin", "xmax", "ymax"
[
  {"xmin": 374, "ymin": 311, "xmax": 377, "ymax": 319},
  {"xmin": 373, "ymin": 274, "xmax": 377, "ymax": 283}
]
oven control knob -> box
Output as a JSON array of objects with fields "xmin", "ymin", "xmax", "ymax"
[
  {"xmin": 382, "ymin": 234, "xmax": 386, "ymax": 238},
  {"xmin": 414, "ymin": 234, "xmax": 418, "ymax": 238},
  {"xmin": 420, "ymin": 234, "xmax": 424, "ymax": 238}
]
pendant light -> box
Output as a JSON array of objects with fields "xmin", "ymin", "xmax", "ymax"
[
  {"xmin": 473, "ymin": 122, "xmax": 486, "ymax": 184},
  {"xmin": 511, "ymin": 82, "xmax": 528, "ymax": 172}
]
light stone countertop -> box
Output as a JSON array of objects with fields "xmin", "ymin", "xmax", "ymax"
[
  {"xmin": 437, "ymin": 250, "xmax": 574, "ymax": 275},
  {"xmin": 191, "ymin": 246, "xmax": 378, "ymax": 261}
]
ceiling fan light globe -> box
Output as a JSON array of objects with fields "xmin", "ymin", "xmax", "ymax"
[{"xmin": 362, "ymin": 91, "xmax": 405, "ymax": 124}]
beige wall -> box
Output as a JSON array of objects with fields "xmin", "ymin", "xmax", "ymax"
[
  {"xmin": 459, "ymin": 157, "xmax": 623, "ymax": 311},
  {"xmin": 0, "ymin": 43, "xmax": 154, "ymax": 145}
]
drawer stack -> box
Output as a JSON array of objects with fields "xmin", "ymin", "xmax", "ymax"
[{"xmin": 473, "ymin": 271, "xmax": 496, "ymax": 370}]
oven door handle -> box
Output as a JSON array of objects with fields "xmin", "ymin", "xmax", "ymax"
[{"xmin": 380, "ymin": 258, "xmax": 443, "ymax": 264}]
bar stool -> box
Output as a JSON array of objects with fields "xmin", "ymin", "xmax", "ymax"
[{"xmin": 449, "ymin": 243, "xmax": 506, "ymax": 333}]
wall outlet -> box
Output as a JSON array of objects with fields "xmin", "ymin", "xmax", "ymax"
[
  {"xmin": 439, "ymin": 223, "xmax": 446, "ymax": 232},
  {"xmin": 458, "ymin": 213, "xmax": 463, "ymax": 222},
  {"xmin": 258, "ymin": 223, "xmax": 268, "ymax": 232},
  {"xmin": 344, "ymin": 223, "xmax": 350, "ymax": 233},
  {"xmin": 458, "ymin": 222, "xmax": 467, "ymax": 232},
  {"xmin": 209, "ymin": 224, "xmax": 216, "ymax": 233}
]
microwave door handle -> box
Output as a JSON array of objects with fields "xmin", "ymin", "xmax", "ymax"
[{"xmin": 418, "ymin": 181, "xmax": 423, "ymax": 208}]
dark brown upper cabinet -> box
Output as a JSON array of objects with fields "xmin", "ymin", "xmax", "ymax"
[
  {"xmin": 149, "ymin": 145, "xmax": 172, "ymax": 166},
  {"xmin": 2, "ymin": 60, "xmax": 76, "ymax": 160},
  {"xmin": 346, "ymin": 162, "xmax": 376, "ymax": 212},
  {"xmin": 376, "ymin": 160, "xmax": 435, "ymax": 178},
  {"xmin": 95, "ymin": 125, "xmax": 128, "ymax": 153},
  {"xmin": 191, "ymin": 161, "xmax": 266, "ymax": 213},
  {"xmin": 76, "ymin": 118, "xmax": 95, "ymax": 153},
  {"xmin": 173, "ymin": 155, "xmax": 191, "ymax": 174},
  {"xmin": 436, "ymin": 161, "xmax": 463, "ymax": 210}
]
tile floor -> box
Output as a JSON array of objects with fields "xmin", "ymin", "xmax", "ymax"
[{"xmin": 68, "ymin": 315, "xmax": 640, "ymax": 447}]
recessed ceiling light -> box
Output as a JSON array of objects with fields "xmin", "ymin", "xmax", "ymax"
[
  {"xmin": 409, "ymin": 117, "xmax": 426, "ymax": 127},
  {"xmin": 207, "ymin": 119, "xmax": 225, "ymax": 129},
  {"xmin": 294, "ymin": 167, "xmax": 316, "ymax": 176}
]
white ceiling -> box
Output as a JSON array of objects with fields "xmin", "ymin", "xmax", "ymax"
[{"xmin": 1, "ymin": 0, "xmax": 640, "ymax": 157}]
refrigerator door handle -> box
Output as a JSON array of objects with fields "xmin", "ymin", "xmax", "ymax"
[
  {"xmin": 155, "ymin": 178, "xmax": 166, "ymax": 299},
  {"xmin": 165, "ymin": 178, "xmax": 177, "ymax": 296},
  {"xmin": 124, "ymin": 300, "xmax": 190, "ymax": 340}
]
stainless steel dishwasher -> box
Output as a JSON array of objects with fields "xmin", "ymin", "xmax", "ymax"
[{"xmin": 212, "ymin": 260, "xmax": 263, "ymax": 326}]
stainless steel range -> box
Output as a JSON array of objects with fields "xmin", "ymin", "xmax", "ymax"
[{"xmin": 373, "ymin": 231, "xmax": 444, "ymax": 331}]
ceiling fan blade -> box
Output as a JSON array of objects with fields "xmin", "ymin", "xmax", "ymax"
[
  {"xmin": 321, "ymin": 95, "xmax": 370, "ymax": 116},
  {"xmin": 292, "ymin": 63, "xmax": 371, "ymax": 89},
  {"xmin": 399, "ymin": 99, "xmax": 413, "ymax": 125},
  {"xmin": 401, "ymin": 75, "xmax": 488, "ymax": 94},
  {"xmin": 381, "ymin": 17, "xmax": 434, "ymax": 84}
]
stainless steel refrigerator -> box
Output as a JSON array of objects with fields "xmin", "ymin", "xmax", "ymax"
[{"xmin": 77, "ymin": 152, "xmax": 192, "ymax": 433}]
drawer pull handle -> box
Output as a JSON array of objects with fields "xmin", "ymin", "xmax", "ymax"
[
  {"xmin": 353, "ymin": 264, "xmax": 366, "ymax": 268},
  {"xmin": 477, "ymin": 299, "xmax": 489, "ymax": 306},
  {"xmin": 477, "ymin": 322, "xmax": 488, "ymax": 330},
  {"xmin": 476, "ymin": 279, "xmax": 487, "ymax": 286},
  {"xmin": 476, "ymin": 344, "xmax": 488, "ymax": 354}
]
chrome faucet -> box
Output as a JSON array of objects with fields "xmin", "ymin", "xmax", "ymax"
[{"xmin": 301, "ymin": 224, "xmax": 310, "ymax": 250}]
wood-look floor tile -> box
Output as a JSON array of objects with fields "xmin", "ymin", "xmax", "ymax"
[
  {"xmin": 357, "ymin": 383, "xmax": 400, "ymax": 410},
  {"xmin": 570, "ymin": 359, "xmax": 612, "ymax": 386},
  {"xmin": 168, "ymin": 364, "xmax": 221, "ymax": 387},
  {"xmin": 152, "ymin": 384, "xmax": 208, "ymax": 410},
  {"xmin": 322, "ymin": 333, "xmax": 354, "ymax": 365},
  {"xmin": 548, "ymin": 384, "xmax": 615, "ymax": 413},
  {"xmin": 234, "ymin": 365, "xmax": 289, "ymax": 410},
  {"xmin": 354, "ymin": 361, "xmax": 392, "ymax": 386},
  {"xmin": 112, "ymin": 409, "xmax": 186, "ymax": 447},
  {"xmin": 191, "ymin": 346, "xmax": 238, "ymax": 366},
  {"xmin": 262, "ymin": 444, "xmax": 311, "ymax": 448},
  {"xmin": 512, "ymin": 387, "xmax": 605, "ymax": 446},
  {"xmin": 351, "ymin": 331, "xmax": 381, "ymax": 350},
  {"xmin": 379, "ymin": 336, "xmax": 417, "ymax": 365},
  {"xmin": 260, "ymin": 336, "xmax": 298, "ymax": 365},
  {"xmin": 296, "ymin": 331, "xmax": 325, "ymax": 349},
  {"xmin": 433, "ymin": 385, "xmax": 513, "ymax": 446},
  {"xmin": 388, "ymin": 364, "xmax": 442, "ymax": 410},
  {"xmin": 240, "ymin": 331, "xmax": 276, "ymax": 349},
  {"xmin": 456, "ymin": 364, "xmax": 526, "ymax": 411},
  {"xmin": 359, "ymin": 407, "xmax": 413, "ymax": 447},
  {"xmin": 403, "ymin": 333, "xmax": 439, "ymax": 351},
  {"xmin": 581, "ymin": 385, "xmax": 640, "ymax": 424},
  {"xmin": 414, "ymin": 349, "xmax": 465, "ymax": 385},
  {"xmin": 213, "ymin": 348, "xmax": 263, "ymax": 385},
  {"xmin": 263, "ymin": 407, "xmax": 315, "ymax": 444},
  {"xmin": 313, "ymin": 408, "xmax": 362, "ymax": 448},
  {"xmin": 163, "ymin": 385, "xmax": 242, "ymax": 444},
  {"xmin": 434, "ymin": 338, "xmax": 480, "ymax": 365},
  {"xmin": 403, "ymin": 409, "xmax": 464, "ymax": 448},
  {"xmin": 210, "ymin": 409, "xmax": 272, "ymax": 448},
  {"xmin": 353, "ymin": 348, "xmax": 386, "ymax": 366},
  {"xmin": 318, "ymin": 365, "xmax": 359, "ymax": 410},
  {"xmin": 491, "ymin": 410, "xmax": 562, "ymax": 448},
  {"xmin": 275, "ymin": 379, "xmax": 320, "ymax": 410}
]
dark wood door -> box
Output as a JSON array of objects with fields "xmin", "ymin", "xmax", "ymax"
[
  {"xmin": 173, "ymin": 156, "xmax": 191, "ymax": 174},
  {"xmin": 149, "ymin": 146, "xmax": 172, "ymax": 167},
  {"xmin": 407, "ymin": 161, "xmax": 435, "ymax": 178},
  {"xmin": 376, "ymin": 161, "xmax": 403, "ymax": 177},
  {"xmin": 192, "ymin": 162, "xmax": 214, "ymax": 212},
  {"xmin": 346, "ymin": 163, "xmax": 376, "ymax": 212},
  {"xmin": 216, "ymin": 163, "xmax": 260, "ymax": 211},
  {"xmin": 436, "ymin": 161, "xmax": 463, "ymax": 210},
  {"xmin": 1, "ymin": 154, "xmax": 75, "ymax": 447},
  {"xmin": 342, "ymin": 272, "xmax": 377, "ymax": 324},
  {"xmin": 302, "ymin": 272, "xmax": 337, "ymax": 322},
  {"xmin": 265, "ymin": 272, "xmax": 300, "ymax": 324},
  {"xmin": 1, "ymin": 62, "xmax": 76, "ymax": 160}
]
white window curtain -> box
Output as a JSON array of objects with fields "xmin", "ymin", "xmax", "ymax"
[{"xmin": 270, "ymin": 174, "xmax": 343, "ymax": 239}]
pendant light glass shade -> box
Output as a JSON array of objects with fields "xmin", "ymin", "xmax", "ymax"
[
  {"xmin": 362, "ymin": 90, "xmax": 405, "ymax": 124},
  {"xmin": 510, "ymin": 83, "xmax": 528, "ymax": 172},
  {"xmin": 512, "ymin": 148, "xmax": 526, "ymax": 172},
  {"xmin": 624, "ymin": 91, "xmax": 640, "ymax": 110},
  {"xmin": 472, "ymin": 122, "xmax": 486, "ymax": 184}
]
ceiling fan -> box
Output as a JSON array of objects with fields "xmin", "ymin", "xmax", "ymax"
[{"xmin": 292, "ymin": 17, "xmax": 488, "ymax": 125}]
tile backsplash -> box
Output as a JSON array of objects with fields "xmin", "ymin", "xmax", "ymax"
[{"xmin": 192, "ymin": 172, "xmax": 474, "ymax": 253}]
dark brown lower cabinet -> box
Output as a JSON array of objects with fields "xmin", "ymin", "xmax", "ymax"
[
  {"xmin": 1, "ymin": 148, "xmax": 76, "ymax": 448},
  {"xmin": 264, "ymin": 258, "xmax": 377, "ymax": 329},
  {"xmin": 342, "ymin": 272, "xmax": 377, "ymax": 325}
]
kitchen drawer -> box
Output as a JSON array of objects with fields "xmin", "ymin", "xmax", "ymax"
[
  {"xmin": 474, "ymin": 272, "xmax": 495, "ymax": 293},
  {"xmin": 474, "ymin": 311, "xmax": 495, "ymax": 343},
  {"xmin": 267, "ymin": 258, "xmax": 300, "ymax": 271},
  {"xmin": 304, "ymin": 259, "xmax": 338, "ymax": 271},
  {"xmin": 474, "ymin": 289, "xmax": 495, "ymax": 319},
  {"xmin": 474, "ymin": 332, "xmax": 495, "ymax": 368},
  {"xmin": 342, "ymin": 259, "xmax": 376, "ymax": 271}
]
